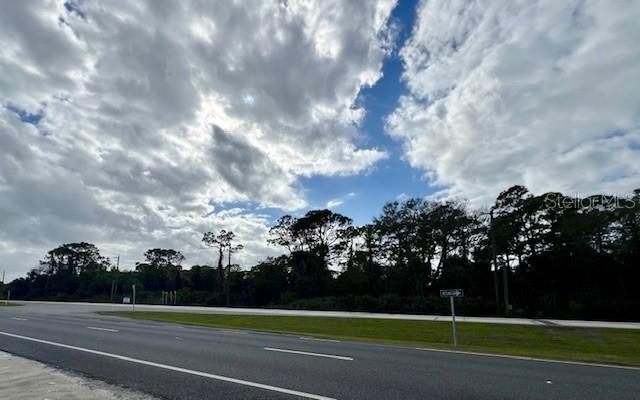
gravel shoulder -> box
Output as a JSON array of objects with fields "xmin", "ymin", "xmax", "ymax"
[{"xmin": 0, "ymin": 351, "xmax": 156, "ymax": 400}]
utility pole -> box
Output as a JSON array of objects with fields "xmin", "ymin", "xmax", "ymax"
[
  {"xmin": 132, "ymin": 284, "xmax": 136, "ymax": 312},
  {"xmin": 114, "ymin": 256, "xmax": 120, "ymax": 299},
  {"xmin": 2, "ymin": 271, "xmax": 6, "ymax": 305},
  {"xmin": 489, "ymin": 210, "xmax": 500, "ymax": 314},
  {"xmin": 110, "ymin": 256, "xmax": 120, "ymax": 303},
  {"xmin": 226, "ymin": 249, "xmax": 231, "ymax": 306},
  {"xmin": 503, "ymin": 256, "xmax": 511, "ymax": 316}
]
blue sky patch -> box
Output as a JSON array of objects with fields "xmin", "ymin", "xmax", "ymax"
[
  {"xmin": 300, "ymin": 0, "xmax": 427, "ymax": 225},
  {"xmin": 6, "ymin": 104, "xmax": 44, "ymax": 126}
]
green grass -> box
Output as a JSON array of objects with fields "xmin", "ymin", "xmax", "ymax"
[
  {"xmin": 0, "ymin": 302, "xmax": 20, "ymax": 307},
  {"xmin": 102, "ymin": 311, "xmax": 640, "ymax": 367}
]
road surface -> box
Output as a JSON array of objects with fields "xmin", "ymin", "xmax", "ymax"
[{"xmin": 0, "ymin": 302, "xmax": 638, "ymax": 400}]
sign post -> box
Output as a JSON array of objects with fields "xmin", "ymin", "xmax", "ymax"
[
  {"xmin": 132, "ymin": 284, "xmax": 136, "ymax": 312},
  {"xmin": 440, "ymin": 289, "xmax": 464, "ymax": 346}
]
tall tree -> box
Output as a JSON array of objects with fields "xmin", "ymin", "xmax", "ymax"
[
  {"xmin": 136, "ymin": 248, "xmax": 184, "ymax": 291},
  {"xmin": 269, "ymin": 210, "xmax": 353, "ymax": 261},
  {"xmin": 203, "ymin": 230, "xmax": 238, "ymax": 296},
  {"xmin": 38, "ymin": 242, "xmax": 110, "ymax": 295},
  {"xmin": 269, "ymin": 209, "xmax": 352, "ymax": 298},
  {"xmin": 225, "ymin": 231, "xmax": 243, "ymax": 305}
]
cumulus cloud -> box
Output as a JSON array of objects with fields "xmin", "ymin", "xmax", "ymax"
[
  {"xmin": 387, "ymin": 0, "xmax": 640, "ymax": 204},
  {"xmin": 0, "ymin": 0, "xmax": 396, "ymax": 279}
]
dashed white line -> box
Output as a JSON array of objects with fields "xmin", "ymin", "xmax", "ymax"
[
  {"xmin": 87, "ymin": 326, "xmax": 119, "ymax": 333},
  {"xmin": 264, "ymin": 347, "xmax": 353, "ymax": 361},
  {"xmin": 299, "ymin": 336, "xmax": 341, "ymax": 343},
  {"xmin": 0, "ymin": 331, "xmax": 337, "ymax": 400},
  {"xmin": 218, "ymin": 329, "xmax": 247, "ymax": 335},
  {"xmin": 10, "ymin": 317, "xmax": 29, "ymax": 321}
]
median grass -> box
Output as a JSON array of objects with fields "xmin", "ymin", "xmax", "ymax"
[
  {"xmin": 102, "ymin": 311, "xmax": 640, "ymax": 367},
  {"xmin": 0, "ymin": 302, "xmax": 20, "ymax": 307}
]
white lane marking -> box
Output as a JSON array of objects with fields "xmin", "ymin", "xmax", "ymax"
[
  {"xmin": 299, "ymin": 336, "xmax": 341, "ymax": 343},
  {"xmin": 0, "ymin": 331, "xmax": 336, "ymax": 400},
  {"xmin": 87, "ymin": 326, "xmax": 119, "ymax": 333},
  {"xmin": 218, "ymin": 329, "xmax": 247, "ymax": 335},
  {"xmin": 264, "ymin": 347, "xmax": 353, "ymax": 361},
  {"xmin": 10, "ymin": 317, "xmax": 29, "ymax": 321},
  {"xmin": 175, "ymin": 337, "xmax": 184, "ymax": 341},
  {"xmin": 414, "ymin": 347, "xmax": 640, "ymax": 371}
]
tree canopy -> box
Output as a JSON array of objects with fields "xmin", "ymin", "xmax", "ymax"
[{"xmin": 5, "ymin": 186, "xmax": 639, "ymax": 320}]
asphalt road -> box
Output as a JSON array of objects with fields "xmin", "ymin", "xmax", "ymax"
[
  {"xmin": 1, "ymin": 303, "xmax": 638, "ymax": 400},
  {"xmin": 12, "ymin": 300, "xmax": 640, "ymax": 329}
]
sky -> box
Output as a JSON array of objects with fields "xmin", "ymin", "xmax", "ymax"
[{"xmin": 1, "ymin": 0, "xmax": 639, "ymax": 280}]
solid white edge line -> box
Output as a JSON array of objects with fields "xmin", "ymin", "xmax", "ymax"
[
  {"xmin": 10, "ymin": 317, "xmax": 29, "ymax": 321},
  {"xmin": 0, "ymin": 331, "xmax": 336, "ymax": 400},
  {"xmin": 87, "ymin": 326, "xmax": 119, "ymax": 333},
  {"xmin": 413, "ymin": 347, "xmax": 640, "ymax": 371},
  {"xmin": 264, "ymin": 347, "xmax": 353, "ymax": 361}
]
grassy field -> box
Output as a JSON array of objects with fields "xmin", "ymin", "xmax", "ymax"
[
  {"xmin": 103, "ymin": 311, "xmax": 640, "ymax": 367},
  {"xmin": 0, "ymin": 302, "xmax": 20, "ymax": 307}
]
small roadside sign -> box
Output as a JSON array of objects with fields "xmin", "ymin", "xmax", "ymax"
[
  {"xmin": 440, "ymin": 289, "xmax": 463, "ymax": 346},
  {"xmin": 440, "ymin": 289, "xmax": 464, "ymax": 298}
]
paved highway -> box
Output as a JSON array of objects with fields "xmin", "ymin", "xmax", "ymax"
[
  {"xmin": 1, "ymin": 302, "xmax": 638, "ymax": 399},
  {"xmin": 12, "ymin": 300, "xmax": 640, "ymax": 329}
]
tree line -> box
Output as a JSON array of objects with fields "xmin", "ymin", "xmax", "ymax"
[{"xmin": 3, "ymin": 185, "xmax": 639, "ymax": 320}]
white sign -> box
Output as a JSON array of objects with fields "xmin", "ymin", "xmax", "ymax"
[
  {"xmin": 440, "ymin": 289, "xmax": 464, "ymax": 298},
  {"xmin": 122, "ymin": 296, "xmax": 130, "ymax": 304}
]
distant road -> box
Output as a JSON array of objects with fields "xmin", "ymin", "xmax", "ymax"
[
  {"xmin": 12, "ymin": 300, "xmax": 640, "ymax": 329},
  {"xmin": 1, "ymin": 302, "xmax": 639, "ymax": 400}
]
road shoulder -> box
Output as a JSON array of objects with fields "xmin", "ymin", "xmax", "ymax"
[{"xmin": 0, "ymin": 351, "xmax": 156, "ymax": 400}]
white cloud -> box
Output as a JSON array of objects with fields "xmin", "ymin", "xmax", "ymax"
[
  {"xmin": 325, "ymin": 191, "xmax": 356, "ymax": 209},
  {"xmin": 395, "ymin": 192, "xmax": 408, "ymax": 201},
  {"xmin": 0, "ymin": 0, "xmax": 396, "ymax": 279},
  {"xmin": 388, "ymin": 0, "xmax": 640, "ymax": 204},
  {"xmin": 326, "ymin": 199, "xmax": 344, "ymax": 209}
]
